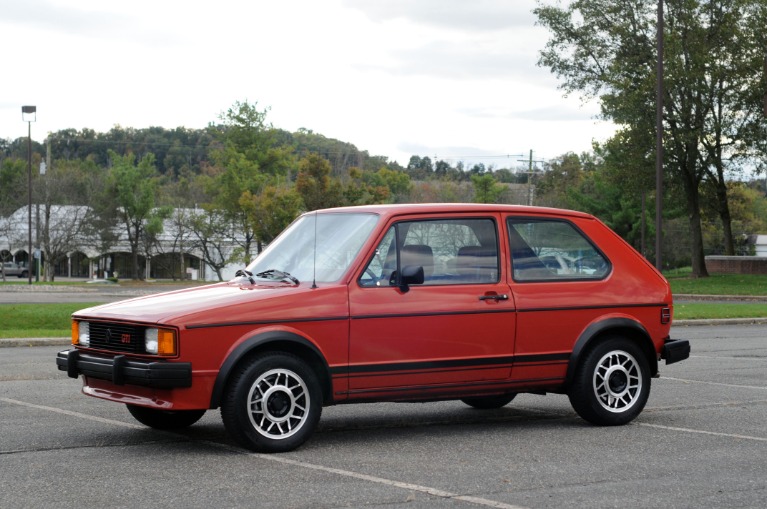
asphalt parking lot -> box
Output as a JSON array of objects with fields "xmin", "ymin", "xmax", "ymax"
[{"xmin": 1, "ymin": 324, "xmax": 765, "ymax": 509}]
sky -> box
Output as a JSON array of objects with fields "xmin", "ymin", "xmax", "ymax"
[{"xmin": 0, "ymin": 0, "xmax": 616, "ymax": 169}]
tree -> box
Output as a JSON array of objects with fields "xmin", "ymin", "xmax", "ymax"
[
  {"xmin": 187, "ymin": 209, "xmax": 237, "ymax": 281},
  {"xmin": 535, "ymin": 152, "xmax": 589, "ymax": 208},
  {"xmin": 363, "ymin": 167, "xmax": 412, "ymax": 203},
  {"xmin": 471, "ymin": 174, "xmax": 504, "ymax": 203},
  {"xmin": 106, "ymin": 150, "xmax": 170, "ymax": 279},
  {"xmin": 208, "ymin": 100, "xmax": 296, "ymax": 263},
  {"xmin": 295, "ymin": 154, "xmax": 345, "ymax": 210},
  {"xmin": 535, "ymin": 0, "xmax": 767, "ymax": 276},
  {"xmin": 696, "ymin": 1, "xmax": 767, "ymax": 254},
  {"xmin": 36, "ymin": 159, "xmax": 102, "ymax": 281},
  {"xmin": 0, "ymin": 157, "xmax": 28, "ymax": 216},
  {"xmin": 240, "ymin": 186, "xmax": 304, "ymax": 248}
]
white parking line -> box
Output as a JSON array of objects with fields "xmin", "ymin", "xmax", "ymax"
[
  {"xmin": 0, "ymin": 397, "xmax": 144, "ymax": 429},
  {"xmin": 690, "ymin": 354, "xmax": 767, "ymax": 361},
  {"xmin": 661, "ymin": 376, "xmax": 767, "ymax": 391},
  {"xmin": 1, "ymin": 397, "xmax": 527, "ymax": 509},
  {"xmin": 251, "ymin": 453, "xmax": 528, "ymax": 509},
  {"xmin": 635, "ymin": 422, "xmax": 767, "ymax": 443}
]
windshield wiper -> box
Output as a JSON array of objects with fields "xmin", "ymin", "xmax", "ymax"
[
  {"xmin": 235, "ymin": 269, "xmax": 255, "ymax": 284},
  {"xmin": 255, "ymin": 269, "xmax": 300, "ymax": 285}
]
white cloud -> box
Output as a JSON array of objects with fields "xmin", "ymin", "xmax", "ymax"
[
  {"xmin": 0, "ymin": 0, "xmax": 612, "ymax": 167},
  {"xmin": 342, "ymin": 0, "xmax": 538, "ymax": 30}
]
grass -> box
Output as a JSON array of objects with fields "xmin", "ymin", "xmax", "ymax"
[
  {"xmin": 667, "ymin": 273, "xmax": 767, "ymax": 296},
  {"xmin": 0, "ymin": 303, "xmax": 99, "ymax": 338},
  {"xmin": 2, "ymin": 273, "xmax": 767, "ymax": 339},
  {"xmin": 674, "ymin": 302, "xmax": 767, "ymax": 320},
  {"xmin": 0, "ymin": 280, "xmax": 86, "ymax": 286}
]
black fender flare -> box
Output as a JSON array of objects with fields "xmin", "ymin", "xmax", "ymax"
[
  {"xmin": 564, "ymin": 317, "xmax": 658, "ymax": 386},
  {"xmin": 209, "ymin": 331, "xmax": 332, "ymax": 409}
]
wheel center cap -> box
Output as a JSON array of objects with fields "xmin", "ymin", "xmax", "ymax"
[
  {"xmin": 262, "ymin": 387, "xmax": 293, "ymax": 422},
  {"xmin": 604, "ymin": 366, "xmax": 629, "ymax": 396}
]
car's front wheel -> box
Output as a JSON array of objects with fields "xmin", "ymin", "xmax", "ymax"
[
  {"xmin": 126, "ymin": 405, "xmax": 206, "ymax": 429},
  {"xmin": 221, "ymin": 352, "xmax": 322, "ymax": 453},
  {"xmin": 568, "ymin": 337, "xmax": 650, "ymax": 425}
]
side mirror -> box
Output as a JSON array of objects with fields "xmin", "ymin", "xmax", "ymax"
[{"xmin": 398, "ymin": 265, "xmax": 424, "ymax": 292}]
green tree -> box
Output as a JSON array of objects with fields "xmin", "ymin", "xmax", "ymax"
[
  {"xmin": 0, "ymin": 157, "xmax": 27, "ymax": 216},
  {"xmin": 106, "ymin": 150, "xmax": 170, "ymax": 279},
  {"xmin": 471, "ymin": 174, "xmax": 504, "ymax": 203},
  {"xmin": 208, "ymin": 100, "xmax": 297, "ymax": 262},
  {"xmin": 535, "ymin": 152, "xmax": 588, "ymax": 208},
  {"xmin": 365, "ymin": 167, "xmax": 412, "ymax": 202},
  {"xmin": 535, "ymin": 0, "xmax": 767, "ymax": 276}
]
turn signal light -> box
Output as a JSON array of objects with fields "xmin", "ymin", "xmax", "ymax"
[{"xmin": 145, "ymin": 328, "xmax": 178, "ymax": 356}]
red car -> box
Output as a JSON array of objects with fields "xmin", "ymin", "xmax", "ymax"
[{"xmin": 57, "ymin": 204, "xmax": 689, "ymax": 452}]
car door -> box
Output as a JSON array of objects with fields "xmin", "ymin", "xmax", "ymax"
[{"xmin": 347, "ymin": 213, "xmax": 516, "ymax": 395}]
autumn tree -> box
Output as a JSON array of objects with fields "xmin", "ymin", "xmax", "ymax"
[
  {"xmin": 240, "ymin": 185, "xmax": 304, "ymax": 249},
  {"xmin": 295, "ymin": 154, "xmax": 345, "ymax": 210}
]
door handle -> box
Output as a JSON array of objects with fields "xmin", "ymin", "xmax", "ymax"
[{"xmin": 479, "ymin": 294, "xmax": 509, "ymax": 301}]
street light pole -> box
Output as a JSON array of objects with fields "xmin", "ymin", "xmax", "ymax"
[{"xmin": 22, "ymin": 105, "xmax": 36, "ymax": 285}]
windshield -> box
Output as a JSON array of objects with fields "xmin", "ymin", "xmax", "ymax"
[{"xmin": 246, "ymin": 212, "xmax": 379, "ymax": 283}]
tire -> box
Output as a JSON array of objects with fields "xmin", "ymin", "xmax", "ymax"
[
  {"xmin": 461, "ymin": 393, "xmax": 516, "ymax": 409},
  {"xmin": 20, "ymin": 271, "xmax": 29, "ymax": 278},
  {"xmin": 126, "ymin": 404, "xmax": 206, "ymax": 429},
  {"xmin": 568, "ymin": 336, "xmax": 650, "ymax": 426},
  {"xmin": 221, "ymin": 352, "xmax": 323, "ymax": 453}
]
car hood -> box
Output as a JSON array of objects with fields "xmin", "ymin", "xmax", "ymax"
[{"xmin": 72, "ymin": 281, "xmax": 338, "ymax": 327}]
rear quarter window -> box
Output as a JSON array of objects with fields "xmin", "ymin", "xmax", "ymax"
[{"xmin": 507, "ymin": 218, "xmax": 610, "ymax": 282}]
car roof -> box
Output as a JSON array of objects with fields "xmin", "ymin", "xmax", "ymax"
[{"xmin": 310, "ymin": 203, "xmax": 595, "ymax": 221}]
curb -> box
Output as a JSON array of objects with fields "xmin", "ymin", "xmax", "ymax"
[
  {"xmin": 0, "ymin": 337, "xmax": 71, "ymax": 348},
  {"xmin": 673, "ymin": 318, "xmax": 767, "ymax": 327},
  {"xmin": 675, "ymin": 294, "xmax": 767, "ymax": 302}
]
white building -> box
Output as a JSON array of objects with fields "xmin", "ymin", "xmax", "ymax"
[{"xmin": 0, "ymin": 205, "xmax": 246, "ymax": 281}]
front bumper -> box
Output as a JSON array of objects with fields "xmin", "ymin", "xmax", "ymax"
[
  {"xmin": 661, "ymin": 338, "xmax": 690, "ymax": 365},
  {"xmin": 56, "ymin": 349, "xmax": 192, "ymax": 389}
]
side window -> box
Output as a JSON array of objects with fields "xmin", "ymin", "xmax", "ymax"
[
  {"xmin": 507, "ymin": 219, "xmax": 610, "ymax": 282},
  {"xmin": 359, "ymin": 218, "xmax": 499, "ymax": 287}
]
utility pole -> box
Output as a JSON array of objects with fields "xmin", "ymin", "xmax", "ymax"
[
  {"xmin": 517, "ymin": 150, "xmax": 545, "ymax": 206},
  {"xmin": 655, "ymin": 0, "xmax": 664, "ymax": 271}
]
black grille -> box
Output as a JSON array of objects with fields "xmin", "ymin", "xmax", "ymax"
[{"xmin": 88, "ymin": 322, "xmax": 144, "ymax": 353}]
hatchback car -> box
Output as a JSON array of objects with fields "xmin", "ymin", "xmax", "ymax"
[{"xmin": 57, "ymin": 204, "xmax": 689, "ymax": 452}]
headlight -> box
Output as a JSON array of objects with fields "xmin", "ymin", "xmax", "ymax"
[
  {"xmin": 144, "ymin": 328, "xmax": 177, "ymax": 356},
  {"xmin": 73, "ymin": 321, "xmax": 90, "ymax": 346}
]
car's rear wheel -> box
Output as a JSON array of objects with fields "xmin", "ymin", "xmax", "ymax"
[
  {"xmin": 461, "ymin": 393, "xmax": 516, "ymax": 409},
  {"xmin": 568, "ymin": 336, "xmax": 650, "ymax": 425},
  {"xmin": 221, "ymin": 352, "xmax": 322, "ymax": 453},
  {"xmin": 126, "ymin": 405, "xmax": 206, "ymax": 429}
]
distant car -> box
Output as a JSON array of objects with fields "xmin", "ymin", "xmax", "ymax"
[
  {"xmin": 2, "ymin": 262, "xmax": 29, "ymax": 278},
  {"xmin": 57, "ymin": 204, "xmax": 689, "ymax": 453}
]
